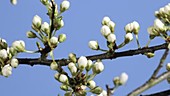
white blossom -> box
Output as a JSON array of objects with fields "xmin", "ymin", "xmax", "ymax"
[
  {"xmin": 88, "ymin": 41, "xmax": 99, "ymax": 50},
  {"xmin": 125, "ymin": 23, "xmax": 133, "ymax": 33},
  {"xmin": 11, "ymin": 58, "xmax": 19, "ymax": 68},
  {"xmin": 119, "ymin": 72, "xmax": 128, "ymax": 85},
  {"xmin": 32, "ymin": 15, "xmax": 42, "ymax": 29},
  {"xmin": 86, "ymin": 60, "xmax": 93, "ymax": 71},
  {"xmin": 107, "ymin": 21, "xmax": 116, "ymax": 32},
  {"xmin": 2, "ymin": 64, "xmax": 12, "ymax": 77},
  {"xmin": 60, "ymin": 0, "xmax": 70, "ymax": 12},
  {"xmin": 26, "ymin": 31, "xmax": 37, "ymax": 38},
  {"xmin": 12, "ymin": 40, "xmax": 25, "ymax": 52},
  {"xmin": 97, "ymin": 90, "xmax": 107, "ymax": 96},
  {"xmin": 10, "ymin": 0, "xmax": 17, "ymax": 5},
  {"xmin": 166, "ymin": 63, "xmax": 170, "ymax": 71},
  {"xmin": 101, "ymin": 25, "xmax": 111, "ymax": 37},
  {"xmin": 132, "ymin": 21, "xmax": 140, "ymax": 35},
  {"xmin": 41, "ymin": 22, "xmax": 50, "ymax": 34},
  {"xmin": 59, "ymin": 74, "xmax": 68, "ymax": 83},
  {"xmin": 154, "ymin": 19, "xmax": 165, "ymax": 31},
  {"xmin": 102, "ymin": 16, "xmax": 111, "ymax": 25},
  {"xmin": 50, "ymin": 37, "xmax": 58, "ymax": 46},
  {"xmin": 125, "ymin": 33, "xmax": 133, "ymax": 43},
  {"xmin": 92, "ymin": 61, "xmax": 104, "ymax": 74},
  {"xmin": 107, "ymin": 33, "xmax": 116, "ymax": 43},
  {"xmin": 50, "ymin": 62, "xmax": 58, "ymax": 70},
  {"xmin": 58, "ymin": 34, "xmax": 66, "ymax": 43},
  {"xmin": 164, "ymin": 5, "xmax": 170, "ymax": 14},
  {"xmin": 88, "ymin": 80, "xmax": 96, "ymax": 89},
  {"xmin": 68, "ymin": 62, "xmax": 77, "ymax": 76},
  {"xmin": 78, "ymin": 56, "xmax": 88, "ymax": 71},
  {"xmin": 0, "ymin": 49, "xmax": 8, "ymax": 60}
]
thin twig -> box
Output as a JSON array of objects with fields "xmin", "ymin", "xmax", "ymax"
[
  {"xmin": 127, "ymin": 71, "xmax": 170, "ymax": 96},
  {"xmin": 127, "ymin": 49, "xmax": 169, "ymax": 96},
  {"xmin": 150, "ymin": 49, "xmax": 169, "ymax": 79}
]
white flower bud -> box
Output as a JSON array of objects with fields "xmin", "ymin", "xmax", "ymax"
[
  {"xmin": 92, "ymin": 61, "xmax": 104, "ymax": 74},
  {"xmin": 10, "ymin": 0, "xmax": 17, "ymax": 5},
  {"xmin": 168, "ymin": 43, "xmax": 170, "ymax": 49},
  {"xmin": 164, "ymin": 5, "xmax": 170, "ymax": 14},
  {"xmin": 147, "ymin": 26, "xmax": 160, "ymax": 37},
  {"xmin": 68, "ymin": 62, "xmax": 77, "ymax": 76},
  {"xmin": 60, "ymin": 0, "xmax": 70, "ymax": 12},
  {"xmin": 58, "ymin": 34, "xmax": 66, "ymax": 43},
  {"xmin": 88, "ymin": 80, "xmax": 96, "ymax": 89},
  {"xmin": 50, "ymin": 62, "xmax": 58, "ymax": 70},
  {"xmin": 0, "ymin": 38, "xmax": 7, "ymax": 49},
  {"xmin": 26, "ymin": 31, "xmax": 37, "ymax": 38},
  {"xmin": 107, "ymin": 21, "xmax": 116, "ymax": 32},
  {"xmin": 91, "ymin": 86, "xmax": 103, "ymax": 95},
  {"xmin": 0, "ymin": 49, "xmax": 8, "ymax": 60},
  {"xmin": 50, "ymin": 37, "xmax": 58, "ymax": 46},
  {"xmin": 159, "ymin": 7, "xmax": 166, "ymax": 14},
  {"xmin": 86, "ymin": 60, "xmax": 93, "ymax": 71},
  {"xmin": 2, "ymin": 64, "xmax": 12, "ymax": 77},
  {"xmin": 60, "ymin": 20, "xmax": 64, "ymax": 28},
  {"xmin": 154, "ymin": 19, "xmax": 165, "ymax": 31},
  {"xmin": 59, "ymin": 74, "xmax": 68, "ymax": 83},
  {"xmin": 107, "ymin": 33, "xmax": 116, "ymax": 43},
  {"xmin": 60, "ymin": 84, "xmax": 69, "ymax": 91},
  {"xmin": 68, "ymin": 53, "xmax": 76, "ymax": 63},
  {"xmin": 113, "ymin": 76, "xmax": 120, "ymax": 86},
  {"xmin": 88, "ymin": 41, "xmax": 99, "ymax": 50},
  {"xmin": 11, "ymin": 58, "xmax": 19, "ymax": 68},
  {"xmin": 78, "ymin": 56, "xmax": 88, "ymax": 71},
  {"xmin": 101, "ymin": 25, "xmax": 111, "ymax": 37},
  {"xmin": 166, "ymin": 63, "xmax": 170, "ymax": 71},
  {"xmin": 32, "ymin": 15, "xmax": 42, "ymax": 29},
  {"xmin": 125, "ymin": 33, "xmax": 133, "ymax": 44},
  {"xmin": 41, "ymin": 22, "xmax": 50, "ymax": 34},
  {"xmin": 125, "ymin": 23, "xmax": 133, "ymax": 33},
  {"xmin": 12, "ymin": 40, "xmax": 25, "ymax": 52},
  {"xmin": 132, "ymin": 21, "xmax": 140, "ymax": 35},
  {"xmin": 40, "ymin": 0, "xmax": 49, "ymax": 5},
  {"xmin": 97, "ymin": 90, "xmax": 107, "ymax": 96},
  {"xmin": 119, "ymin": 72, "xmax": 128, "ymax": 85},
  {"xmin": 102, "ymin": 16, "xmax": 111, "ymax": 25}
]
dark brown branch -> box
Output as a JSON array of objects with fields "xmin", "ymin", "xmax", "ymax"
[
  {"xmin": 141, "ymin": 89, "xmax": 170, "ymax": 96},
  {"xmin": 18, "ymin": 43, "xmax": 168, "ymax": 66}
]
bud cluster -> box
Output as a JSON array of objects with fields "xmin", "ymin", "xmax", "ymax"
[
  {"xmin": 53, "ymin": 55, "xmax": 105, "ymax": 95},
  {"xmin": 0, "ymin": 38, "xmax": 21, "ymax": 77},
  {"xmin": 147, "ymin": 3, "xmax": 170, "ymax": 48},
  {"xmin": 155, "ymin": 3, "xmax": 170, "ymax": 25}
]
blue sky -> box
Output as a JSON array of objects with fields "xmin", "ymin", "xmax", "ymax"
[{"xmin": 0, "ymin": 0, "xmax": 170, "ymax": 96}]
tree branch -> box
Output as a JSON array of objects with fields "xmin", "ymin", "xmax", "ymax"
[
  {"xmin": 127, "ymin": 71, "xmax": 170, "ymax": 96},
  {"xmin": 141, "ymin": 89, "xmax": 170, "ymax": 96},
  {"xmin": 18, "ymin": 42, "xmax": 168, "ymax": 66}
]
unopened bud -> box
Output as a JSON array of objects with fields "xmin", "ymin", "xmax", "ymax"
[
  {"xmin": 58, "ymin": 34, "xmax": 66, "ymax": 43},
  {"xmin": 60, "ymin": 0, "xmax": 70, "ymax": 12},
  {"xmin": 11, "ymin": 58, "xmax": 19, "ymax": 68},
  {"xmin": 26, "ymin": 31, "xmax": 37, "ymax": 38},
  {"xmin": 166, "ymin": 63, "xmax": 170, "ymax": 71},
  {"xmin": 90, "ymin": 86, "xmax": 103, "ymax": 95},
  {"xmin": 125, "ymin": 33, "xmax": 133, "ymax": 44},
  {"xmin": 50, "ymin": 61, "xmax": 58, "ymax": 70},
  {"xmin": 92, "ymin": 61, "xmax": 104, "ymax": 74},
  {"xmin": 68, "ymin": 53, "xmax": 77, "ymax": 63},
  {"xmin": 88, "ymin": 40, "xmax": 99, "ymax": 50}
]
